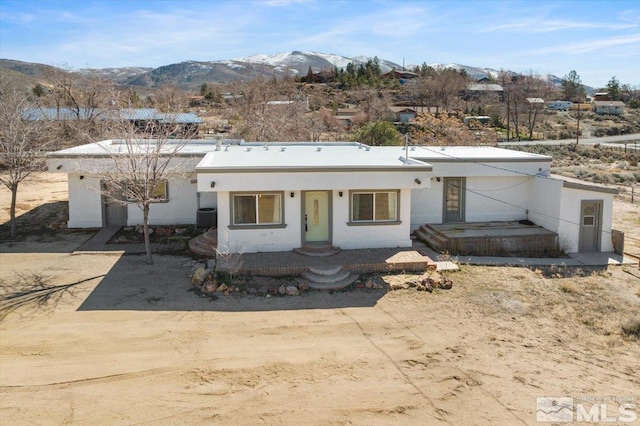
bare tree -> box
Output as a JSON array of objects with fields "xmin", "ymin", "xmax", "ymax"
[
  {"xmin": 227, "ymin": 76, "xmax": 311, "ymax": 141},
  {"xmin": 429, "ymin": 67, "xmax": 469, "ymax": 113},
  {"xmin": 0, "ymin": 76, "xmax": 53, "ymax": 238},
  {"xmin": 94, "ymin": 117, "xmax": 189, "ymax": 264}
]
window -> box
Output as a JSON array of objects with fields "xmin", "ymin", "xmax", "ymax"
[
  {"xmin": 151, "ymin": 181, "xmax": 168, "ymax": 201},
  {"xmin": 125, "ymin": 180, "xmax": 168, "ymax": 202},
  {"xmin": 351, "ymin": 191, "xmax": 398, "ymax": 223},
  {"xmin": 232, "ymin": 192, "xmax": 283, "ymax": 226}
]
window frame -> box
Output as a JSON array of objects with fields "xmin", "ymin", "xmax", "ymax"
[
  {"xmin": 229, "ymin": 191, "xmax": 286, "ymax": 229},
  {"xmin": 125, "ymin": 180, "xmax": 169, "ymax": 203},
  {"xmin": 348, "ymin": 189, "xmax": 401, "ymax": 226}
]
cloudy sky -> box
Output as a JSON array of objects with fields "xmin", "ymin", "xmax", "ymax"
[{"xmin": 1, "ymin": 0, "xmax": 638, "ymax": 88}]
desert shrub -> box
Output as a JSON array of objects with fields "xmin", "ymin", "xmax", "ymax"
[
  {"xmin": 559, "ymin": 282, "xmax": 581, "ymax": 294},
  {"xmin": 621, "ymin": 318, "xmax": 640, "ymax": 338}
]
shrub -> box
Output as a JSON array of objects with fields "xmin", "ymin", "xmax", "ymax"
[{"xmin": 621, "ymin": 318, "xmax": 640, "ymax": 338}]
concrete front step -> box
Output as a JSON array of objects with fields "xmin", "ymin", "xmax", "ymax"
[
  {"xmin": 294, "ymin": 244, "xmax": 341, "ymax": 257},
  {"xmin": 201, "ymin": 229, "xmax": 218, "ymax": 246},
  {"xmin": 307, "ymin": 273, "xmax": 360, "ymax": 290},
  {"xmin": 302, "ymin": 268, "xmax": 351, "ymax": 284},
  {"xmin": 308, "ymin": 265, "xmax": 343, "ymax": 276},
  {"xmin": 188, "ymin": 231, "xmax": 217, "ymax": 258}
]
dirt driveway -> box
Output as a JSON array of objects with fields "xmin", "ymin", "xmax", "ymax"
[
  {"xmin": 1, "ymin": 246, "xmax": 639, "ymax": 425},
  {"xmin": 1, "ymin": 173, "xmax": 639, "ymax": 425}
]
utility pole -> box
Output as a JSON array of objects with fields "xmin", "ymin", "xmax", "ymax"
[{"xmin": 576, "ymin": 102, "xmax": 580, "ymax": 145}]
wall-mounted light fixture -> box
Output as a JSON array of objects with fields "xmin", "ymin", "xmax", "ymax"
[
  {"xmin": 414, "ymin": 178, "xmax": 421, "ymax": 185},
  {"xmin": 436, "ymin": 177, "xmax": 441, "ymax": 182},
  {"xmin": 290, "ymin": 192, "xmax": 294, "ymax": 198},
  {"xmin": 210, "ymin": 181, "xmax": 216, "ymax": 188},
  {"xmin": 339, "ymin": 191, "xmax": 343, "ymax": 197},
  {"xmin": 79, "ymin": 175, "xmax": 84, "ymax": 180},
  {"xmin": 57, "ymin": 165, "xmax": 63, "ymax": 170}
]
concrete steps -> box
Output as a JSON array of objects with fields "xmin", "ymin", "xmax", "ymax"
[
  {"xmin": 414, "ymin": 225, "xmax": 449, "ymax": 252},
  {"xmin": 294, "ymin": 243, "xmax": 341, "ymax": 257},
  {"xmin": 188, "ymin": 229, "xmax": 217, "ymax": 258},
  {"xmin": 301, "ymin": 265, "xmax": 358, "ymax": 290}
]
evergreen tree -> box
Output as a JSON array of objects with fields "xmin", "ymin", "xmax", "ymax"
[
  {"xmin": 606, "ymin": 76, "xmax": 621, "ymax": 100},
  {"xmin": 561, "ymin": 70, "xmax": 586, "ymax": 101}
]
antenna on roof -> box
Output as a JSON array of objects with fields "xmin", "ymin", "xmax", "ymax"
[{"xmin": 404, "ymin": 133, "xmax": 409, "ymax": 165}]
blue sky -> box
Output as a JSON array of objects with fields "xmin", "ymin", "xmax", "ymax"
[{"xmin": 0, "ymin": 0, "xmax": 638, "ymax": 88}]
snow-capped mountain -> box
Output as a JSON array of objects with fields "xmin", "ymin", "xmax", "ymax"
[
  {"xmin": 1, "ymin": 52, "xmax": 574, "ymax": 91},
  {"xmin": 233, "ymin": 51, "xmax": 403, "ymax": 74}
]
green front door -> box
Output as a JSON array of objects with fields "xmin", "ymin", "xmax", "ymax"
[{"xmin": 304, "ymin": 191, "xmax": 330, "ymax": 243}]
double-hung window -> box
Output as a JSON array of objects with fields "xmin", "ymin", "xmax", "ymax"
[
  {"xmin": 351, "ymin": 190, "xmax": 399, "ymax": 223},
  {"xmin": 232, "ymin": 192, "xmax": 283, "ymax": 226}
]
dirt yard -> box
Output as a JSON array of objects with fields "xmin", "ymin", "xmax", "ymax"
[{"xmin": 1, "ymin": 174, "xmax": 639, "ymax": 425}]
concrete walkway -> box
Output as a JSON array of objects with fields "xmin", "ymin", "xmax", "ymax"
[{"xmin": 74, "ymin": 226, "xmax": 187, "ymax": 254}]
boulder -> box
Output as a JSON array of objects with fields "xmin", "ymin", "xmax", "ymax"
[
  {"xmin": 217, "ymin": 283, "xmax": 228, "ymax": 293},
  {"xmin": 191, "ymin": 267, "xmax": 207, "ymax": 286},
  {"xmin": 278, "ymin": 285, "xmax": 286, "ymax": 295},
  {"xmin": 297, "ymin": 281, "xmax": 310, "ymax": 291},
  {"xmin": 204, "ymin": 280, "xmax": 218, "ymax": 293},
  {"xmin": 285, "ymin": 286, "xmax": 300, "ymax": 296}
]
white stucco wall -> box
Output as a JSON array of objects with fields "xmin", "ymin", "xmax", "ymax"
[
  {"xmin": 126, "ymin": 175, "xmax": 198, "ymax": 226},
  {"xmin": 197, "ymin": 170, "xmax": 430, "ymax": 193},
  {"xmin": 67, "ymin": 174, "xmax": 103, "ymax": 228},
  {"xmin": 410, "ymin": 176, "xmax": 531, "ymax": 229},
  {"xmin": 214, "ymin": 189, "xmax": 413, "ymax": 253},
  {"xmin": 527, "ymin": 177, "xmax": 562, "ymax": 233},
  {"xmin": 215, "ymin": 190, "xmax": 303, "ymax": 253},
  {"xmin": 333, "ymin": 189, "xmax": 413, "ymax": 250},
  {"xmin": 465, "ymin": 177, "xmax": 529, "ymax": 222}
]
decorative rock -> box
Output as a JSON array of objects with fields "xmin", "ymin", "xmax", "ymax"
[
  {"xmin": 278, "ymin": 285, "xmax": 286, "ymax": 295},
  {"xmin": 191, "ymin": 267, "xmax": 207, "ymax": 286},
  {"xmin": 297, "ymin": 281, "xmax": 310, "ymax": 291},
  {"xmin": 365, "ymin": 281, "xmax": 373, "ymax": 289},
  {"xmin": 155, "ymin": 227, "xmax": 174, "ymax": 236},
  {"xmin": 356, "ymin": 282, "xmax": 365, "ymax": 289},
  {"xmin": 123, "ymin": 226, "xmax": 134, "ymax": 232},
  {"xmin": 217, "ymin": 283, "xmax": 228, "ymax": 293},
  {"xmin": 246, "ymin": 287, "xmax": 258, "ymax": 295},
  {"xmin": 114, "ymin": 236, "xmax": 129, "ymax": 243},
  {"xmin": 285, "ymin": 286, "xmax": 299, "ymax": 296},
  {"xmin": 174, "ymin": 227, "xmax": 188, "ymax": 235},
  {"xmin": 204, "ymin": 281, "xmax": 218, "ymax": 293}
]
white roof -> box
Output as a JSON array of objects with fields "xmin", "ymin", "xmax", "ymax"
[
  {"xmin": 409, "ymin": 146, "xmax": 552, "ymax": 162},
  {"xmin": 48, "ymin": 139, "xmax": 240, "ymax": 157},
  {"xmin": 196, "ymin": 142, "xmax": 432, "ymax": 172}
]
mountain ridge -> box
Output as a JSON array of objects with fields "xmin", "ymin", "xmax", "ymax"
[{"xmin": 1, "ymin": 52, "xmax": 572, "ymax": 92}]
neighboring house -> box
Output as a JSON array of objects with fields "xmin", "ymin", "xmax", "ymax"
[
  {"xmin": 334, "ymin": 108, "xmax": 363, "ymax": 128},
  {"xmin": 48, "ymin": 140, "xmax": 617, "ymax": 255},
  {"xmin": 464, "ymin": 83, "xmax": 504, "ymax": 101},
  {"xmin": 389, "ymin": 106, "xmax": 417, "ymax": 123},
  {"xmin": 27, "ymin": 107, "xmax": 203, "ymax": 136},
  {"xmin": 593, "ymin": 101, "xmax": 625, "ymax": 115}
]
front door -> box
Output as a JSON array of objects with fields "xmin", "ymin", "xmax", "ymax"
[
  {"xmin": 443, "ymin": 177, "xmax": 465, "ymax": 223},
  {"xmin": 303, "ymin": 191, "xmax": 330, "ymax": 243},
  {"xmin": 579, "ymin": 200, "xmax": 602, "ymax": 252}
]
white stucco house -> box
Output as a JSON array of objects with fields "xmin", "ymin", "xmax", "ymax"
[{"xmin": 48, "ymin": 139, "xmax": 617, "ymax": 255}]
